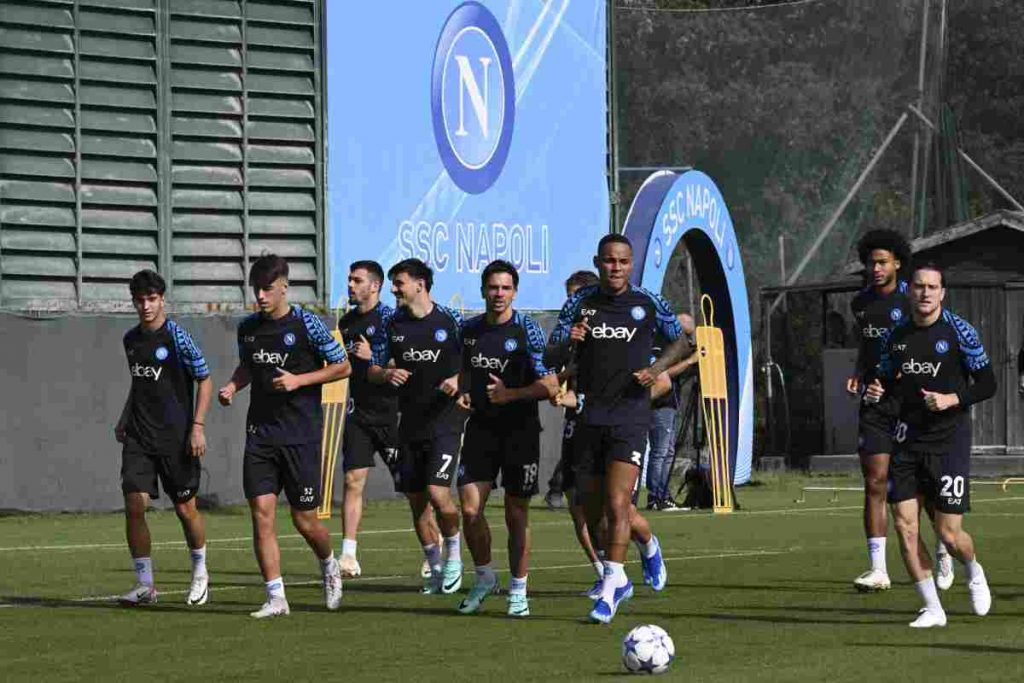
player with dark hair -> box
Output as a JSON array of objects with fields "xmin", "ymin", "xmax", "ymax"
[
  {"xmin": 116, "ymin": 270, "xmax": 213, "ymax": 606},
  {"xmin": 368, "ymin": 258, "xmax": 466, "ymax": 595},
  {"xmin": 336, "ymin": 260, "xmax": 441, "ymax": 578},
  {"xmin": 454, "ymin": 260, "xmax": 558, "ymax": 616},
  {"xmin": 846, "ymin": 229, "xmax": 928, "ymax": 592},
  {"xmin": 547, "ymin": 234, "xmax": 690, "ymax": 623},
  {"xmin": 867, "ymin": 263, "xmax": 996, "ymax": 627},
  {"xmin": 218, "ymin": 254, "xmax": 351, "ymax": 618}
]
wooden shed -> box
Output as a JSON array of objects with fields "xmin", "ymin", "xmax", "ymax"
[{"xmin": 761, "ymin": 210, "xmax": 1024, "ymax": 474}]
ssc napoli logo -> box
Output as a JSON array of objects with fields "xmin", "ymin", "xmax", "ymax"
[
  {"xmin": 890, "ymin": 308, "xmax": 903, "ymax": 322},
  {"xmin": 653, "ymin": 238, "xmax": 663, "ymax": 268},
  {"xmin": 366, "ymin": 325, "xmax": 376, "ymax": 337},
  {"xmin": 504, "ymin": 338, "xmax": 518, "ymax": 352},
  {"xmin": 154, "ymin": 346, "xmax": 168, "ymax": 361},
  {"xmin": 935, "ymin": 339, "xmax": 949, "ymax": 354},
  {"xmin": 431, "ymin": 2, "xmax": 515, "ymax": 194},
  {"xmin": 283, "ymin": 332, "xmax": 296, "ymax": 347},
  {"xmin": 434, "ymin": 329, "xmax": 449, "ymax": 343},
  {"xmin": 630, "ymin": 306, "xmax": 647, "ymax": 321}
]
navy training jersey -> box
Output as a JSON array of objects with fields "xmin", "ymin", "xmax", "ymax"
[
  {"xmin": 338, "ymin": 302, "xmax": 398, "ymax": 426},
  {"xmin": 549, "ymin": 284, "xmax": 683, "ymax": 427},
  {"xmin": 851, "ymin": 280, "xmax": 911, "ymax": 380},
  {"xmin": 238, "ymin": 305, "xmax": 347, "ymax": 445},
  {"xmin": 650, "ymin": 331, "xmax": 680, "ymax": 411},
  {"xmin": 123, "ymin": 320, "xmax": 210, "ymax": 454},
  {"xmin": 462, "ymin": 310, "xmax": 553, "ymax": 426},
  {"xmin": 370, "ymin": 303, "xmax": 464, "ymax": 439},
  {"xmin": 878, "ymin": 309, "xmax": 992, "ymax": 451}
]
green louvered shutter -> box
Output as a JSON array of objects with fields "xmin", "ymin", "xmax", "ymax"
[{"xmin": 0, "ymin": 0, "xmax": 324, "ymax": 311}]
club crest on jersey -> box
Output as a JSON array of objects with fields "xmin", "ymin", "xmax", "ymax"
[
  {"xmin": 154, "ymin": 346, "xmax": 169, "ymax": 361},
  {"xmin": 630, "ymin": 306, "xmax": 646, "ymax": 321},
  {"xmin": 283, "ymin": 332, "xmax": 296, "ymax": 347},
  {"xmin": 890, "ymin": 308, "xmax": 903, "ymax": 322},
  {"xmin": 935, "ymin": 340, "xmax": 949, "ymax": 354},
  {"xmin": 366, "ymin": 326, "xmax": 376, "ymax": 337},
  {"xmin": 504, "ymin": 338, "xmax": 518, "ymax": 352},
  {"xmin": 434, "ymin": 329, "xmax": 448, "ymax": 343}
]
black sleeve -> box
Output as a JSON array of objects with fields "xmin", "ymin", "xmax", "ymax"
[
  {"xmin": 957, "ymin": 363, "xmax": 997, "ymax": 408},
  {"xmin": 1018, "ymin": 344, "xmax": 1024, "ymax": 375}
]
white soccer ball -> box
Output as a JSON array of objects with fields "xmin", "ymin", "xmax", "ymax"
[{"xmin": 621, "ymin": 624, "xmax": 675, "ymax": 675}]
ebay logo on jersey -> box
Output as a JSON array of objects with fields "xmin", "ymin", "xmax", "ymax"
[
  {"xmin": 902, "ymin": 359, "xmax": 942, "ymax": 378},
  {"xmin": 591, "ymin": 324, "xmax": 637, "ymax": 342}
]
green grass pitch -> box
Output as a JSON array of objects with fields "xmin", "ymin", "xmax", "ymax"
[{"xmin": 2, "ymin": 474, "xmax": 1023, "ymax": 681}]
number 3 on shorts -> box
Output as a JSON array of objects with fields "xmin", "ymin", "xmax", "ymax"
[{"xmin": 940, "ymin": 475, "xmax": 965, "ymax": 499}]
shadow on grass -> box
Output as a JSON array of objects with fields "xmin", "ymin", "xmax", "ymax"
[
  {"xmin": 850, "ymin": 642, "xmax": 1024, "ymax": 655},
  {"xmin": 0, "ymin": 595, "xmax": 245, "ymax": 616},
  {"xmin": 638, "ymin": 610, "xmax": 906, "ymax": 626}
]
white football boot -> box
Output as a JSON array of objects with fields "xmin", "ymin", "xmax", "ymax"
[{"xmin": 186, "ymin": 574, "xmax": 209, "ymax": 606}]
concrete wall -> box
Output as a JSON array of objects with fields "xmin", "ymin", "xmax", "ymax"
[{"xmin": 0, "ymin": 311, "xmax": 566, "ymax": 512}]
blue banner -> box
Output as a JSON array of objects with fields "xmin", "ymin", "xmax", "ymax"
[
  {"xmin": 624, "ymin": 170, "xmax": 754, "ymax": 485},
  {"xmin": 327, "ymin": 1, "xmax": 609, "ymax": 310}
]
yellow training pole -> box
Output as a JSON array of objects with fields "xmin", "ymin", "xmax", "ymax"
[
  {"xmin": 318, "ymin": 329, "xmax": 350, "ymax": 520},
  {"xmin": 696, "ymin": 295, "xmax": 733, "ymax": 514}
]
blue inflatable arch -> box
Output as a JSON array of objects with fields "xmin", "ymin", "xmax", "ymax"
[{"xmin": 623, "ymin": 170, "xmax": 753, "ymax": 485}]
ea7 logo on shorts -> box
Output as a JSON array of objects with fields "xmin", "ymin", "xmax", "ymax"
[
  {"xmin": 901, "ymin": 359, "xmax": 941, "ymax": 377},
  {"xmin": 403, "ymin": 348, "xmax": 441, "ymax": 363},
  {"xmin": 630, "ymin": 306, "xmax": 646, "ymax": 321},
  {"xmin": 470, "ymin": 353, "xmax": 508, "ymax": 373},
  {"xmin": 130, "ymin": 363, "xmax": 163, "ymax": 381},
  {"xmin": 935, "ymin": 339, "xmax": 949, "ymax": 354},
  {"xmin": 591, "ymin": 324, "xmax": 637, "ymax": 342},
  {"xmin": 434, "ymin": 329, "xmax": 449, "ymax": 343},
  {"xmin": 176, "ymin": 489, "xmax": 191, "ymax": 499},
  {"xmin": 299, "ymin": 486, "xmax": 316, "ymax": 504},
  {"xmin": 252, "ymin": 349, "xmax": 289, "ymax": 365}
]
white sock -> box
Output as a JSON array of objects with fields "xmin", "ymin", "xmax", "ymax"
[
  {"xmin": 600, "ymin": 562, "xmax": 627, "ymax": 603},
  {"xmin": 936, "ymin": 541, "xmax": 950, "ymax": 558},
  {"xmin": 444, "ymin": 533, "xmax": 461, "ymax": 562},
  {"xmin": 189, "ymin": 546, "xmax": 207, "ymax": 578},
  {"xmin": 965, "ymin": 558, "xmax": 984, "ymax": 581},
  {"xmin": 319, "ymin": 552, "xmax": 336, "ymax": 574},
  {"xmin": 915, "ymin": 576, "xmax": 943, "ymax": 612},
  {"xmin": 134, "ymin": 557, "xmax": 154, "ymax": 587},
  {"xmin": 266, "ymin": 577, "xmax": 286, "ymax": 601},
  {"xmin": 637, "ymin": 535, "xmax": 659, "ymax": 560},
  {"xmin": 867, "ymin": 537, "xmax": 886, "ymax": 573},
  {"xmin": 341, "ymin": 538, "xmax": 357, "ymax": 557},
  {"xmin": 509, "ymin": 575, "xmax": 528, "ymax": 596},
  {"xmin": 423, "ymin": 543, "xmax": 442, "ymax": 569},
  {"xmin": 475, "ymin": 563, "xmax": 496, "ymax": 584},
  {"xmin": 592, "ymin": 560, "xmax": 605, "ymax": 579}
]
